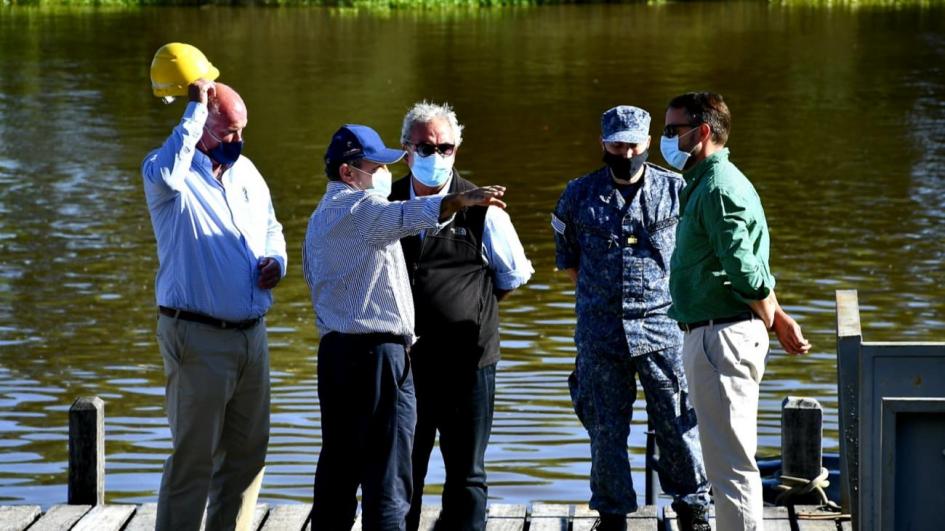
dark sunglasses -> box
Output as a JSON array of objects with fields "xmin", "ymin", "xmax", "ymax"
[
  {"xmin": 663, "ymin": 122, "xmax": 699, "ymax": 138},
  {"xmin": 410, "ymin": 142, "xmax": 456, "ymax": 157}
]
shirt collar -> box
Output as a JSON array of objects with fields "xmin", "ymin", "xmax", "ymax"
[{"xmin": 683, "ymin": 147, "xmax": 729, "ymax": 185}]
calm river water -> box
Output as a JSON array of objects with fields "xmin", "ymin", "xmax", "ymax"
[{"xmin": 0, "ymin": 2, "xmax": 943, "ymax": 508}]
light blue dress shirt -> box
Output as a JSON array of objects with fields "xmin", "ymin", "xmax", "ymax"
[
  {"xmin": 409, "ymin": 175, "xmax": 533, "ymax": 290},
  {"xmin": 141, "ymin": 102, "xmax": 287, "ymax": 322}
]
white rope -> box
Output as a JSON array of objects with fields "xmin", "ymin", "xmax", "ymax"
[{"xmin": 773, "ymin": 466, "xmax": 845, "ymax": 514}]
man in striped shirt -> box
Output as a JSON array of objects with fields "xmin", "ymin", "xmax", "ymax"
[{"xmin": 303, "ymin": 124, "xmax": 508, "ymax": 531}]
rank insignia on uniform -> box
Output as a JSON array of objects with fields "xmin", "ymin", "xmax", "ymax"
[{"xmin": 627, "ymin": 235, "xmax": 638, "ymax": 245}]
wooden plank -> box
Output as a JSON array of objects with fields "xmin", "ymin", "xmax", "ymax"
[
  {"xmin": 630, "ymin": 506, "xmax": 659, "ymax": 519},
  {"xmin": 250, "ymin": 503, "xmax": 269, "ymax": 530},
  {"xmin": 259, "ymin": 504, "xmax": 311, "ymax": 531},
  {"xmin": 485, "ymin": 518, "xmax": 525, "ymax": 531},
  {"xmin": 486, "ymin": 503, "xmax": 526, "ymax": 531},
  {"xmin": 571, "ymin": 504, "xmax": 597, "ymax": 531},
  {"xmin": 71, "ymin": 505, "xmax": 136, "ymax": 531},
  {"xmin": 528, "ymin": 503, "xmax": 569, "ymax": 531},
  {"xmin": 488, "ymin": 504, "xmax": 527, "ymax": 518},
  {"xmin": 628, "ymin": 515, "xmax": 657, "ymax": 531},
  {"xmin": 417, "ymin": 505, "xmax": 441, "ymax": 530},
  {"xmin": 795, "ymin": 521, "xmax": 843, "ymax": 531},
  {"xmin": 27, "ymin": 504, "xmax": 92, "ymax": 531},
  {"xmin": 0, "ymin": 505, "xmax": 41, "ymax": 531},
  {"xmin": 531, "ymin": 503, "xmax": 570, "ymax": 518},
  {"xmin": 121, "ymin": 503, "xmax": 156, "ymax": 531}
]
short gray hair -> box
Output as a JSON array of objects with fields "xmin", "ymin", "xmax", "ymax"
[{"xmin": 400, "ymin": 101, "xmax": 464, "ymax": 147}]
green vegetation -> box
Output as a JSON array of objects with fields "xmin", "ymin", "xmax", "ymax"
[{"xmin": 0, "ymin": 0, "xmax": 939, "ymax": 8}]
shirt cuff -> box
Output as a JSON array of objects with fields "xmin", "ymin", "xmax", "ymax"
[
  {"xmin": 422, "ymin": 196, "xmax": 453, "ymax": 232},
  {"xmin": 182, "ymin": 102, "xmax": 208, "ymax": 137},
  {"xmin": 272, "ymin": 255, "xmax": 287, "ymax": 278},
  {"xmin": 494, "ymin": 266, "xmax": 533, "ymax": 291}
]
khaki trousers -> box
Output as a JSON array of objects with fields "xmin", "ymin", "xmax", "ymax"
[
  {"xmin": 155, "ymin": 314, "xmax": 270, "ymax": 531},
  {"xmin": 682, "ymin": 318, "xmax": 768, "ymax": 531}
]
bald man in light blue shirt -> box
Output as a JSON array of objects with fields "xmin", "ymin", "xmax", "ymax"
[{"xmin": 142, "ymin": 79, "xmax": 286, "ymax": 531}]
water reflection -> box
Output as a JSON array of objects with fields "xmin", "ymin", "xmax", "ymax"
[{"xmin": 0, "ymin": 2, "xmax": 943, "ymax": 508}]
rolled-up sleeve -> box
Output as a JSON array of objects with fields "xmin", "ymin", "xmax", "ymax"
[
  {"xmin": 702, "ymin": 185, "xmax": 774, "ymax": 301},
  {"xmin": 552, "ymin": 183, "xmax": 579, "ymax": 270},
  {"xmin": 482, "ymin": 207, "xmax": 533, "ymax": 291}
]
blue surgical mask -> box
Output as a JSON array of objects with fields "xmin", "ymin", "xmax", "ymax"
[
  {"xmin": 353, "ymin": 165, "xmax": 392, "ymax": 198},
  {"xmin": 204, "ymin": 127, "xmax": 243, "ymax": 166},
  {"xmin": 659, "ymin": 127, "xmax": 698, "ymax": 170},
  {"xmin": 410, "ymin": 152, "xmax": 454, "ymax": 188}
]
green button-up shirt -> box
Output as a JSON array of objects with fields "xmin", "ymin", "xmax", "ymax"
[{"xmin": 668, "ymin": 148, "xmax": 775, "ymax": 324}]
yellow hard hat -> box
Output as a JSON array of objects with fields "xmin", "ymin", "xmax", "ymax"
[{"xmin": 150, "ymin": 42, "xmax": 220, "ymax": 103}]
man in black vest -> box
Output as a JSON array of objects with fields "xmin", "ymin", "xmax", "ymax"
[{"xmin": 390, "ymin": 101, "xmax": 534, "ymax": 531}]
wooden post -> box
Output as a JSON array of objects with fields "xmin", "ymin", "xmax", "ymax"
[
  {"xmin": 835, "ymin": 289, "xmax": 862, "ymax": 528},
  {"xmin": 781, "ymin": 396, "xmax": 823, "ymax": 481},
  {"xmin": 69, "ymin": 396, "xmax": 104, "ymax": 505}
]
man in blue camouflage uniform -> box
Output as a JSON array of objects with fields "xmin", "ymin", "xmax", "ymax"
[{"xmin": 552, "ymin": 106, "xmax": 711, "ymax": 531}]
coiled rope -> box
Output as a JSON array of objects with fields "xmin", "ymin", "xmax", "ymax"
[{"xmin": 774, "ymin": 467, "xmax": 850, "ymax": 520}]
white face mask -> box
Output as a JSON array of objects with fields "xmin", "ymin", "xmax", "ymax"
[
  {"xmin": 660, "ymin": 127, "xmax": 699, "ymax": 170},
  {"xmin": 352, "ymin": 165, "xmax": 393, "ymax": 198}
]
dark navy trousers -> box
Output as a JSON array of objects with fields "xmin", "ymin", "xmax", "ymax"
[
  {"xmin": 406, "ymin": 338, "xmax": 496, "ymax": 531},
  {"xmin": 311, "ymin": 332, "xmax": 417, "ymax": 531}
]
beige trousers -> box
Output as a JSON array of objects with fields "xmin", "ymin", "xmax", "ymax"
[
  {"xmin": 155, "ymin": 314, "xmax": 270, "ymax": 531},
  {"xmin": 682, "ymin": 318, "xmax": 768, "ymax": 531}
]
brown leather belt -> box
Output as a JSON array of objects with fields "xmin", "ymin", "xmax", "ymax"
[
  {"xmin": 678, "ymin": 312, "xmax": 755, "ymax": 333},
  {"xmin": 159, "ymin": 306, "xmax": 261, "ymax": 330}
]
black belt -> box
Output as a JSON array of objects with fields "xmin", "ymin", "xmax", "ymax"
[
  {"xmin": 159, "ymin": 306, "xmax": 261, "ymax": 330},
  {"xmin": 678, "ymin": 312, "xmax": 755, "ymax": 333},
  {"xmin": 323, "ymin": 331, "xmax": 409, "ymax": 347}
]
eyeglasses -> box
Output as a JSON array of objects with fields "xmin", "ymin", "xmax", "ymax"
[
  {"xmin": 662, "ymin": 123, "xmax": 699, "ymax": 138},
  {"xmin": 409, "ymin": 142, "xmax": 456, "ymax": 157}
]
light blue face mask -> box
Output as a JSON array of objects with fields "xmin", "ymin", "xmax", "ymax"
[
  {"xmin": 410, "ymin": 152, "xmax": 454, "ymax": 188},
  {"xmin": 352, "ymin": 165, "xmax": 392, "ymax": 198},
  {"xmin": 660, "ymin": 127, "xmax": 699, "ymax": 171}
]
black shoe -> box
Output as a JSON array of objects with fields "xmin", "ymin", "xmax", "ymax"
[
  {"xmin": 591, "ymin": 513, "xmax": 627, "ymax": 531},
  {"xmin": 672, "ymin": 502, "xmax": 711, "ymax": 531}
]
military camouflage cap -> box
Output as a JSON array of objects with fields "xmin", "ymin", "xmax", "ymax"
[{"xmin": 601, "ymin": 105, "xmax": 651, "ymax": 144}]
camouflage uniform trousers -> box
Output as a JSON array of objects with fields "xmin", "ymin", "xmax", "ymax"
[{"xmin": 569, "ymin": 339, "xmax": 710, "ymax": 515}]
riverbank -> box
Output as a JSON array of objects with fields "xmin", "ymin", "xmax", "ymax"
[{"xmin": 1, "ymin": 0, "xmax": 939, "ymax": 9}]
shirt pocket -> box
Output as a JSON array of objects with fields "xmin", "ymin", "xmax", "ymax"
[
  {"xmin": 575, "ymin": 222, "xmax": 618, "ymax": 261},
  {"xmin": 647, "ymin": 215, "xmax": 679, "ymax": 272}
]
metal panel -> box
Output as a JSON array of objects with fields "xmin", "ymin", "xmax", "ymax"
[
  {"xmin": 858, "ymin": 343, "xmax": 945, "ymax": 529},
  {"xmin": 880, "ymin": 397, "xmax": 945, "ymax": 531}
]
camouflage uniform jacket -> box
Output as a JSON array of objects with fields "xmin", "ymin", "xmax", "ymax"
[{"xmin": 552, "ymin": 163, "xmax": 684, "ymax": 356}]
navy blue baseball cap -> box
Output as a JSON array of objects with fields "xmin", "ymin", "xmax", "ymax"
[{"xmin": 324, "ymin": 124, "xmax": 405, "ymax": 170}]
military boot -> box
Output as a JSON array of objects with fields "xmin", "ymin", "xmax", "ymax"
[
  {"xmin": 672, "ymin": 502, "xmax": 711, "ymax": 531},
  {"xmin": 591, "ymin": 513, "xmax": 627, "ymax": 531}
]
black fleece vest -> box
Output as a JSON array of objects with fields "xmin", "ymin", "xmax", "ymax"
[{"xmin": 389, "ymin": 171, "xmax": 500, "ymax": 368}]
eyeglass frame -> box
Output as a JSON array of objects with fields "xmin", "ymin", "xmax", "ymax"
[
  {"xmin": 662, "ymin": 122, "xmax": 702, "ymax": 139},
  {"xmin": 408, "ymin": 142, "xmax": 456, "ymax": 157}
]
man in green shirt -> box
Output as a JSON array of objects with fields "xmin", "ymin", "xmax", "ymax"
[{"xmin": 660, "ymin": 92, "xmax": 811, "ymax": 530}]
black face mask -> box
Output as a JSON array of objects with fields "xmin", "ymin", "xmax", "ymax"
[{"xmin": 603, "ymin": 150, "xmax": 648, "ymax": 181}]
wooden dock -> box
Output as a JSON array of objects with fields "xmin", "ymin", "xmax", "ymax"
[{"xmin": 0, "ymin": 503, "xmax": 849, "ymax": 530}]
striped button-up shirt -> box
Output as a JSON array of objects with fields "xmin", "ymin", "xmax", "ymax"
[{"xmin": 303, "ymin": 181, "xmax": 447, "ymax": 345}]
